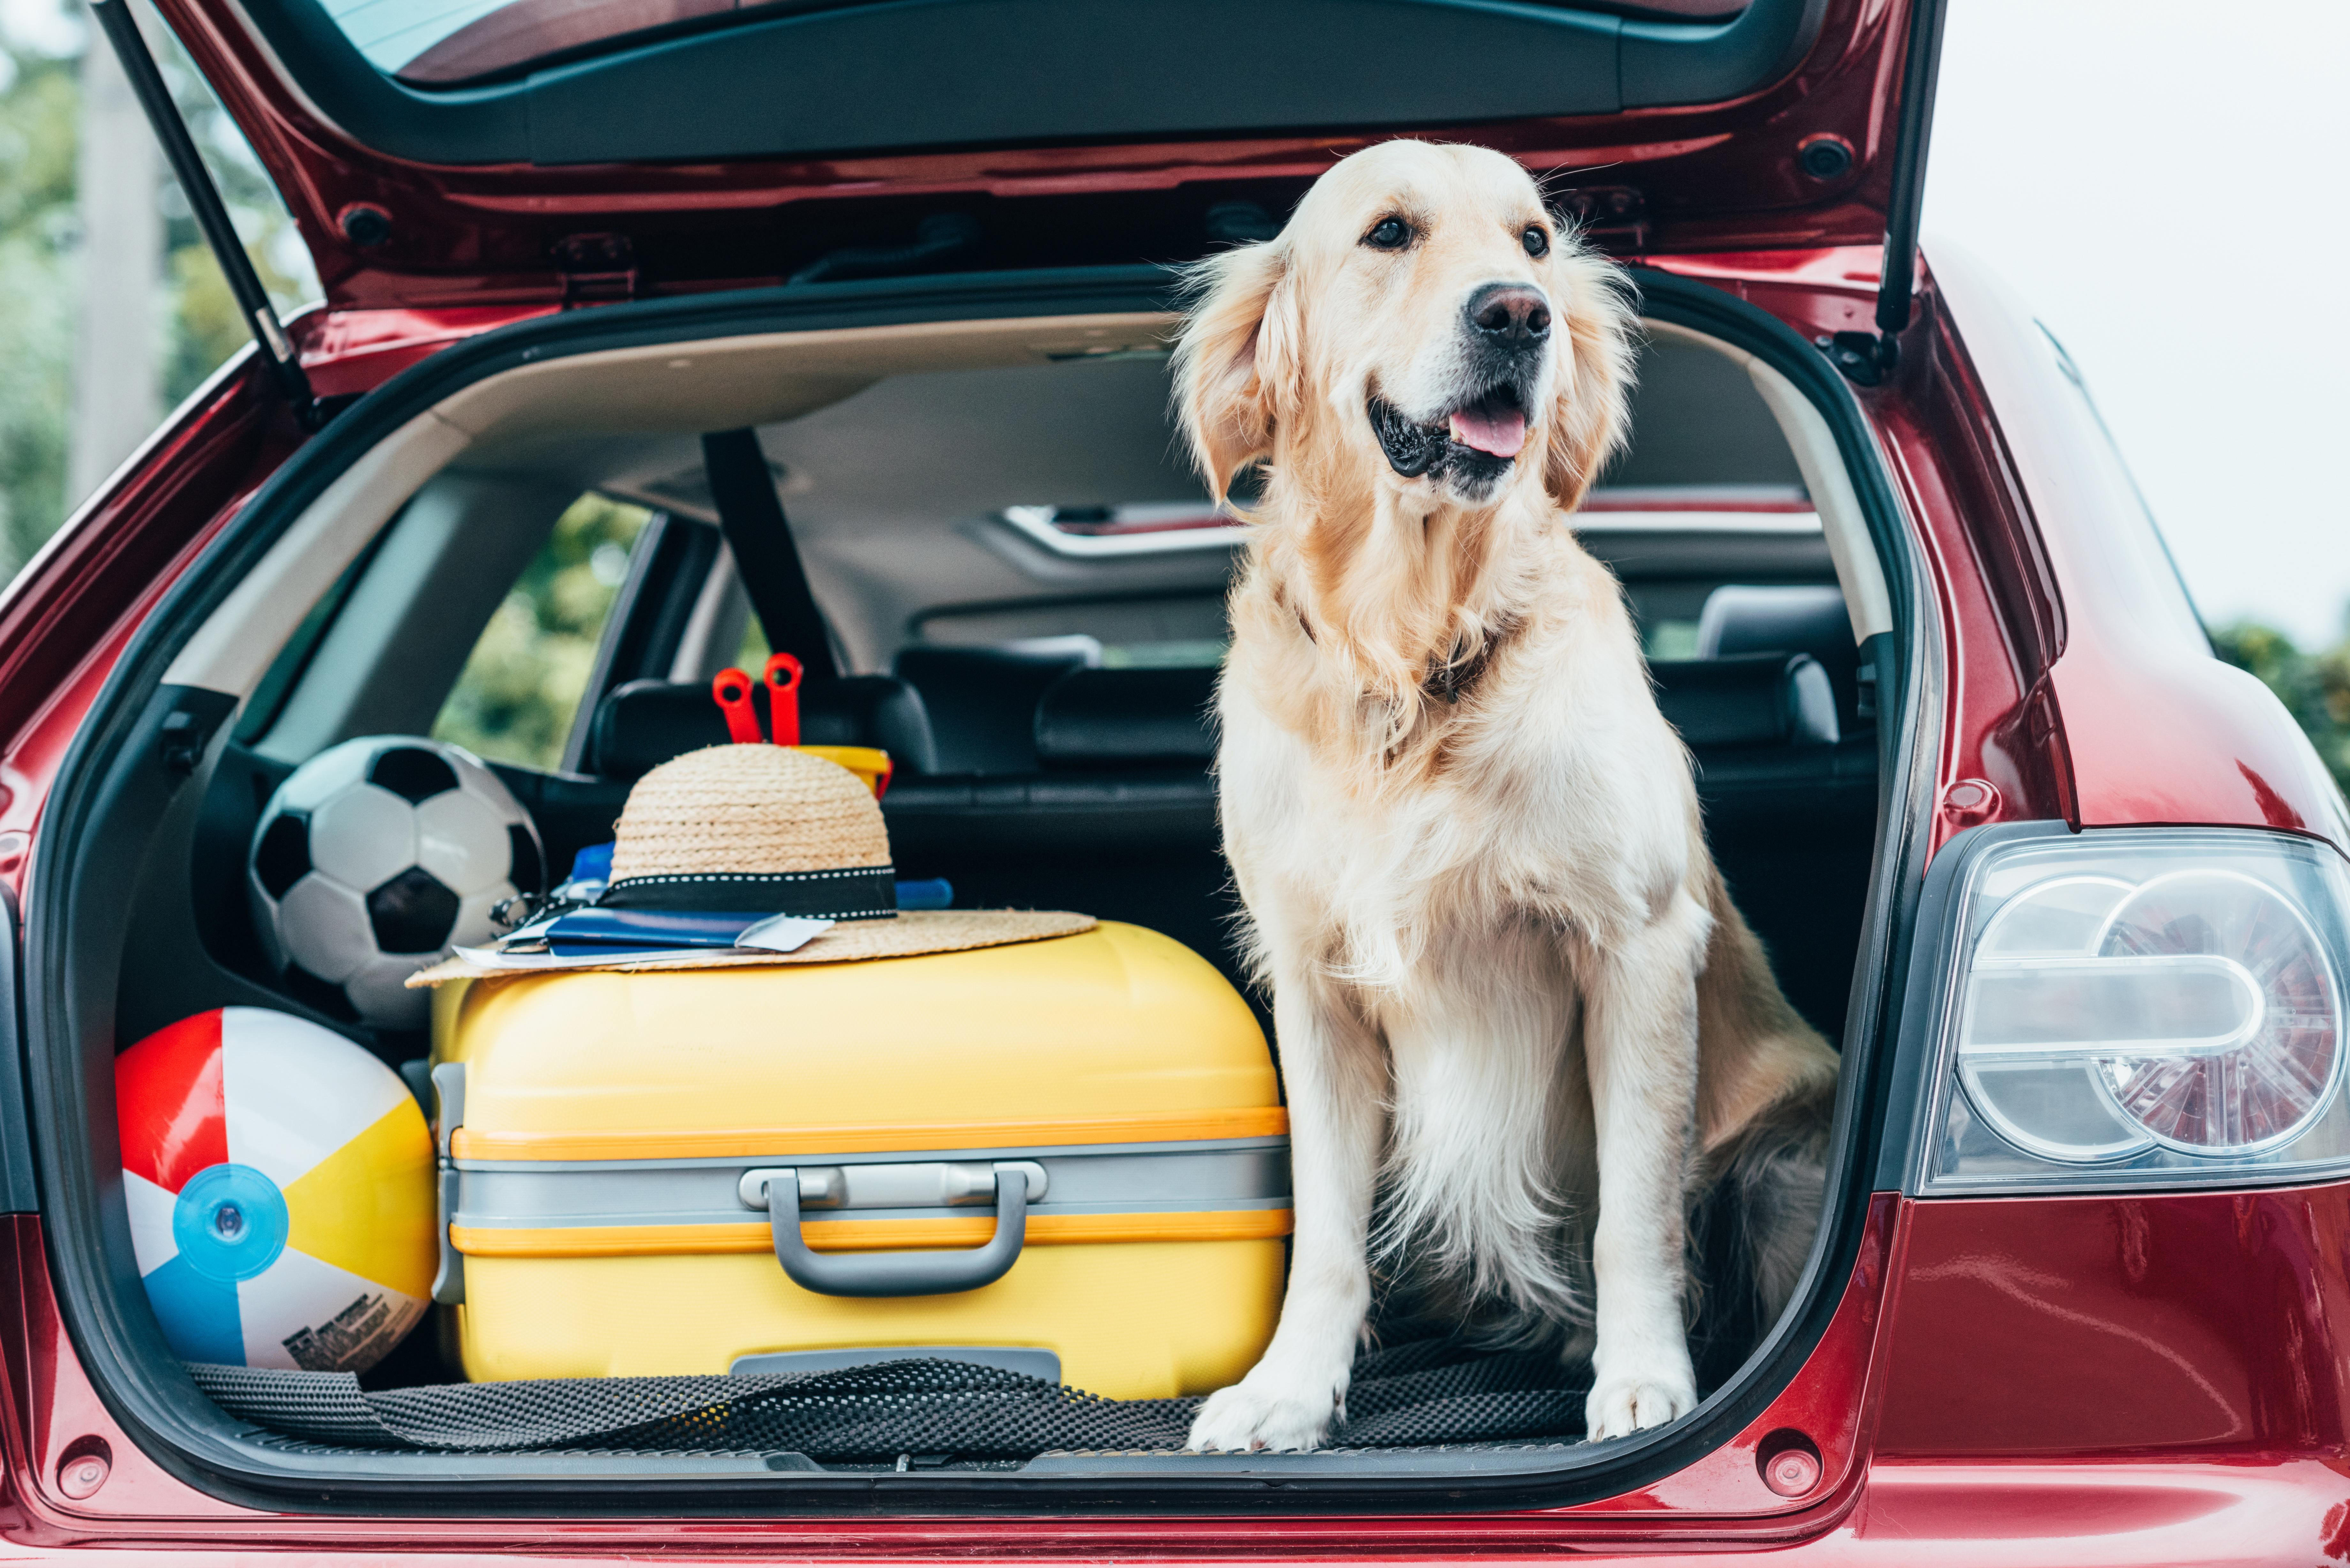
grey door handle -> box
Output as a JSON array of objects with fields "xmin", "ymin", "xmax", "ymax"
[{"xmin": 762, "ymin": 1166, "xmax": 1028, "ymax": 1297}]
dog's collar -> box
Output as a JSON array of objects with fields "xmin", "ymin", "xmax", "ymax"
[
  {"xmin": 1289, "ymin": 599, "xmax": 1507, "ymax": 705},
  {"xmin": 1424, "ymin": 619, "xmax": 1517, "ymax": 705}
]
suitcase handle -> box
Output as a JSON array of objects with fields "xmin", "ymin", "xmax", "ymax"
[{"xmin": 751, "ymin": 1165, "xmax": 1029, "ymax": 1297}]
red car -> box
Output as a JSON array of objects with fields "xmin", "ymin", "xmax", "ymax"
[{"xmin": 2, "ymin": 0, "xmax": 2346, "ymax": 1557}]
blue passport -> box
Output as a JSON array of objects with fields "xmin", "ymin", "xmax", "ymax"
[{"xmin": 543, "ymin": 908, "xmax": 769, "ymax": 956}]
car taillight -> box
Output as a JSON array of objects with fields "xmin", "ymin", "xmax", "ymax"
[{"xmin": 1917, "ymin": 827, "xmax": 2350, "ymax": 1193}]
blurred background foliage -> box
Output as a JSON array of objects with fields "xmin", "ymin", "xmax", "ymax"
[
  {"xmin": 0, "ymin": 41, "xmax": 78, "ymax": 582},
  {"xmin": 2212, "ymin": 621, "xmax": 2350, "ymax": 791},
  {"xmin": 432, "ymin": 495, "xmax": 655, "ymax": 773},
  {"xmin": 0, "ymin": 2, "xmax": 316, "ymax": 583}
]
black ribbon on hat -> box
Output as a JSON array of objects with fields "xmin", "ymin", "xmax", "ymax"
[{"xmin": 597, "ymin": 864, "xmax": 898, "ymax": 921}]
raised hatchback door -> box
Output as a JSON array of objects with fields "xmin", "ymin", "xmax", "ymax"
[{"xmin": 140, "ymin": 0, "xmax": 1950, "ymax": 312}]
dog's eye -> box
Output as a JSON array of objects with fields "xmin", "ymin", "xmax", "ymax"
[
  {"xmin": 1362, "ymin": 217, "xmax": 1413, "ymax": 251},
  {"xmin": 1522, "ymin": 226, "xmax": 1550, "ymax": 258}
]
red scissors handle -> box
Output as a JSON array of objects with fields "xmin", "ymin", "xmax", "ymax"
[
  {"xmin": 763, "ymin": 652, "xmax": 804, "ymax": 747},
  {"xmin": 710, "ymin": 668, "xmax": 763, "ymax": 744}
]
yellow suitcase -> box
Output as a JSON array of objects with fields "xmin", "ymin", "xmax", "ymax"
[{"xmin": 427, "ymin": 922, "xmax": 1288, "ymax": 1398}]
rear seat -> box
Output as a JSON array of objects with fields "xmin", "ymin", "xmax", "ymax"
[
  {"xmin": 880, "ymin": 665, "xmax": 1228, "ymax": 1011},
  {"xmin": 580, "ymin": 650, "xmax": 1845, "ymax": 793},
  {"xmin": 565, "ymin": 621, "xmax": 1876, "ymax": 1036},
  {"xmin": 892, "ymin": 645, "xmax": 1094, "ymax": 774},
  {"xmin": 509, "ymin": 676, "xmax": 937, "ymax": 886},
  {"xmin": 1034, "ymin": 668, "xmax": 1218, "ymax": 767},
  {"xmin": 586, "ymin": 675, "xmax": 939, "ymax": 779},
  {"xmin": 880, "ymin": 670, "xmax": 1222, "ymax": 875},
  {"xmin": 1678, "ymin": 586, "xmax": 1877, "ymax": 1037},
  {"xmin": 1697, "ymin": 584, "xmax": 1867, "ymax": 736},
  {"xmin": 1654, "ymin": 653, "xmax": 1836, "ymax": 749}
]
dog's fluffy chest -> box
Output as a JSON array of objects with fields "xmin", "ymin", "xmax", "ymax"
[{"xmin": 1218, "ymin": 562, "xmax": 1699, "ymax": 973}]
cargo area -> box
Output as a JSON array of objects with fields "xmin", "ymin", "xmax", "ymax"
[
  {"xmin": 27, "ymin": 273, "xmax": 1910, "ymax": 1502},
  {"xmin": 171, "ymin": 322, "xmax": 1877, "ymax": 1043}
]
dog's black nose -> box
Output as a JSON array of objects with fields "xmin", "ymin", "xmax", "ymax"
[{"xmin": 1466, "ymin": 283, "xmax": 1551, "ymax": 343}]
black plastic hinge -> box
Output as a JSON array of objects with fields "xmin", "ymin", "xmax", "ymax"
[
  {"xmin": 1554, "ymin": 185, "xmax": 1647, "ymax": 253},
  {"xmin": 157, "ymin": 706, "xmax": 218, "ymax": 775},
  {"xmin": 298, "ymin": 393, "xmax": 361, "ymax": 433},
  {"xmin": 554, "ymin": 232, "xmax": 639, "ymax": 305},
  {"xmin": 1819, "ymin": 330, "xmax": 1898, "ymax": 388}
]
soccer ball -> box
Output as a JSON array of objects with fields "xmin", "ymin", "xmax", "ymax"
[{"xmin": 248, "ymin": 737, "xmax": 544, "ymax": 1030}]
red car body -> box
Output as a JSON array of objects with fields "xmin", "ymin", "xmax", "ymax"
[{"xmin": 2, "ymin": 0, "xmax": 2346, "ymax": 1556}]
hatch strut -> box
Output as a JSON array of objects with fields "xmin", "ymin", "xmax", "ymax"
[
  {"xmin": 1824, "ymin": 0, "xmax": 1949, "ymax": 387},
  {"xmin": 88, "ymin": 0, "xmax": 332, "ymax": 430}
]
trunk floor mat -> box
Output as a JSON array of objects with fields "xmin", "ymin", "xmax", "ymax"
[{"xmin": 190, "ymin": 1337, "xmax": 1594, "ymax": 1459}]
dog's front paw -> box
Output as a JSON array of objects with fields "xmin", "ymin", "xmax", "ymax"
[
  {"xmin": 1584, "ymin": 1368, "xmax": 1697, "ymax": 1441},
  {"xmin": 1187, "ymin": 1367, "xmax": 1345, "ymax": 1452}
]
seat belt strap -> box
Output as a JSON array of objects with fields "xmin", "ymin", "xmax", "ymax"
[{"xmin": 700, "ymin": 428, "xmax": 839, "ymax": 680}]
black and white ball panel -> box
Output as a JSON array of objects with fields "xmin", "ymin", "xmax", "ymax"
[
  {"xmin": 252, "ymin": 814, "xmax": 311, "ymax": 901},
  {"xmin": 308, "ymin": 782, "xmax": 420, "ymax": 893},
  {"xmin": 247, "ymin": 737, "xmax": 544, "ymax": 1031},
  {"xmin": 369, "ymin": 745, "xmax": 459, "ymax": 804},
  {"xmin": 413, "ymin": 786, "xmax": 523, "ymax": 899},
  {"xmin": 368, "ymin": 868, "xmax": 460, "ymax": 954}
]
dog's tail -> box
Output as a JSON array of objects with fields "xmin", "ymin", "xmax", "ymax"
[
  {"xmin": 1684, "ymin": 1074, "xmax": 1834, "ymax": 1390},
  {"xmin": 1705, "ymin": 1074, "xmax": 1834, "ymax": 1311}
]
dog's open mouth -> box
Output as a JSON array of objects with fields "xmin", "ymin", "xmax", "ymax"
[
  {"xmin": 1370, "ymin": 386, "xmax": 1528, "ymax": 482},
  {"xmin": 1446, "ymin": 388, "xmax": 1529, "ymax": 459}
]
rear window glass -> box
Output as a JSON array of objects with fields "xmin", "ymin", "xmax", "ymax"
[
  {"xmin": 323, "ymin": 0, "xmax": 1747, "ymax": 86},
  {"xmin": 430, "ymin": 493, "xmax": 652, "ymax": 770},
  {"xmin": 323, "ymin": 0, "xmax": 520, "ymax": 77},
  {"xmin": 911, "ymin": 597, "xmax": 1229, "ymax": 670}
]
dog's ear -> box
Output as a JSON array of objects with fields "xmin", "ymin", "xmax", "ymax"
[
  {"xmin": 1542, "ymin": 242, "xmax": 1637, "ymax": 514},
  {"xmin": 1171, "ymin": 239, "xmax": 1300, "ymax": 504}
]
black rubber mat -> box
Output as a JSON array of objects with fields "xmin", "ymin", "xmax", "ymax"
[{"xmin": 191, "ymin": 1337, "xmax": 1592, "ymax": 1459}]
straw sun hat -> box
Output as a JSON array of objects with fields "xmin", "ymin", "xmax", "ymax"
[{"xmin": 412, "ymin": 745, "xmax": 1091, "ymax": 982}]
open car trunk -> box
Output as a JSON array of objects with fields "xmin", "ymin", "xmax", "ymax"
[
  {"xmin": 139, "ymin": 0, "xmax": 1936, "ymax": 313},
  {"xmin": 20, "ymin": 260, "xmax": 1927, "ymax": 1509}
]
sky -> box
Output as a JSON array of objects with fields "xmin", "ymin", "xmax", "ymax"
[
  {"xmin": 1928, "ymin": 0, "xmax": 2350, "ymax": 645},
  {"xmin": 5, "ymin": 0, "xmax": 2343, "ymax": 641},
  {"xmin": 0, "ymin": 0, "xmax": 73, "ymax": 56}
]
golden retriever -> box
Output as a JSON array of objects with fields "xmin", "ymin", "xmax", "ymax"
[{"xmin": 1174, "ymin": 140, "xmax": 1840, "ymax": 1451}]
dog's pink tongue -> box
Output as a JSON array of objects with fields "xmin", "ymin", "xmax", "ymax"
[{"xmin": 1448, "ymin": 406, "xmax": 1526, "ymax": 458}]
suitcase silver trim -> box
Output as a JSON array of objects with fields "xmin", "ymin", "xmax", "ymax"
[{"xmin": 452, "ymin": 1143, "xmax": 1287, "ymax": 1232}]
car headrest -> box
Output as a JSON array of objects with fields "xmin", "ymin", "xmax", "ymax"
[
  {"xmin": 586, "ymin": 675, "xmax": 939, "ymax": 780},
  {"xmin": 1033, "ymin": 667, "xmax": 1219, "ymax": 768},
  {"xmin": 1651, "ymin": 653, "xmax": 1840, "ymax": 748},
  {"xmin": 1695, "ymin": 584, "xmax": 1863, "ymax": 730},
  {"xmin": 1696, "ymin": 584, "xmax": 1852, "ymax": 661},
  {"xmin": 893, "ymin": 645, "xmax": 1096, "ymax": 775}
]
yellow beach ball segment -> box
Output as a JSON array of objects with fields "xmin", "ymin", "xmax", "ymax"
[{"xmin": 117, "ymin": 1008, "xmax": 436, "ymax": 1370}]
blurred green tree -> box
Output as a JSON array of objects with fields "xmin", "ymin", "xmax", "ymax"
[
  {"xmin": 2212, "ymin": 620, "xmax": 2350, "ymax": 792},
  {"xmin": 0, "ymin": 4, "xmax": 315, "ymax": 587},
  {"xmin": 432, "ymin": 495, "xmax": 654, "ymax": 772},
  {"xmin": 0, "ymin": 44, "xmax": 79, "ymax": 581}
]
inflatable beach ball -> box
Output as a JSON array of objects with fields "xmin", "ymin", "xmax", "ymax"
[{"xmin": 118, "ymin": 1008, "xmax": 436, "ymax": 1372}]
